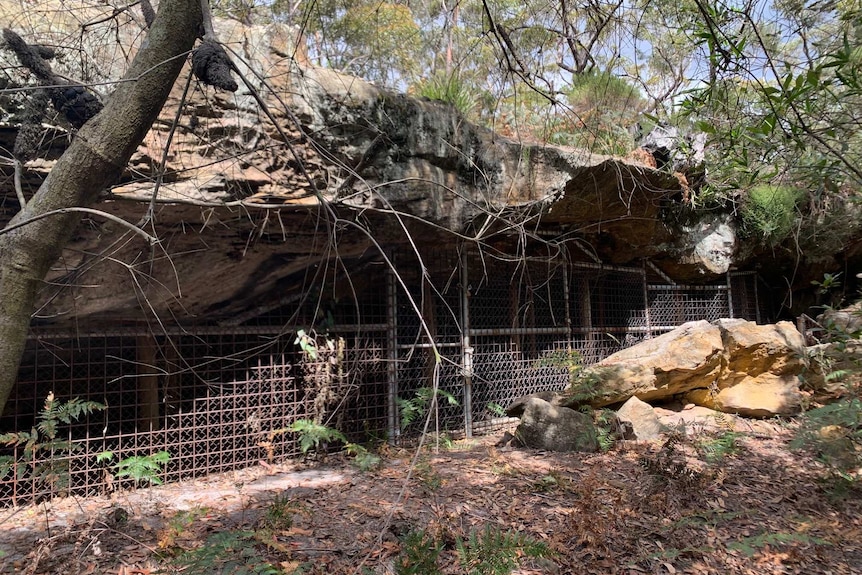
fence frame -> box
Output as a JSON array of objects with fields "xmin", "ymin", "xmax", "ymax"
[{"xmin": 0, "ymin": 244, "xmax": 765, "ymax": 505}]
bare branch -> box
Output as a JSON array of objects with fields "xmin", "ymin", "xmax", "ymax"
[{"xmin": 0, "ymin": 207, "xmax": 159, "ymax": 245}]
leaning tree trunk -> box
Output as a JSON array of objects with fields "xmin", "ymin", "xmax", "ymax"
[{"xmin": 0, "ymin": 0, "xmax": 202, "ymax": 414}]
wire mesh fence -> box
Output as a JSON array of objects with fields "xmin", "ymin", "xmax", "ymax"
[{"xmin": 0, "ymin": 244, "xmax": 768, "ymax": 506}]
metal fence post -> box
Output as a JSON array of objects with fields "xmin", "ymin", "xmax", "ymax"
[
  {"xmin": 386, "ymin": 260, "xmax": 399, "ymax": 444},
  {"xmin": 727, "ymin": 271, "xmax": 735, "ymax": 319},
  {"xmin": 642, "ymin": 262, "xmax": 652, "ymax": 338},
  {"xmin": 460, "ymin": 247, "xmax": 473, "ymax": 438}
]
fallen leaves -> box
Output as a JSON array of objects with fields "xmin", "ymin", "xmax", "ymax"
[{"xmin": 2, "ymin": 433, "xmax": 860, "ymax": 575}]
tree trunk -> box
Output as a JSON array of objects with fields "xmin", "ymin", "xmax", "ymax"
[{"xmin": 0, "ymin": 0, "xmax": 202, "ymax": 415}]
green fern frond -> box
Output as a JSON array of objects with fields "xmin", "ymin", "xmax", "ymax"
[
  {"xmin": 456, "ymin": 525, "xmax": 553, "ymax": 575},
  {"xmin": 288, "ymin": 419, "xmax": 347, "ymax": 453}
]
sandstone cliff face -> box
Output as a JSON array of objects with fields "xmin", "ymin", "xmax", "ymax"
[{"xmin": 0, "ymin": 8, "xmax": 740, "ymax": 326}]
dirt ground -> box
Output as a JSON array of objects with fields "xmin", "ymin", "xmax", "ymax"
[{"xmin": 0, "ymin": 426, "xmax": 860, "ymax": 575}]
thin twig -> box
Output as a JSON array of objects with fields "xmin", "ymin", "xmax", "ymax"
[
  {"xmin": 13, "ymin": 159, "xmax": 26, "ymax": 208},
  {"xmin": 0, "ymin": 207, "xmax": 159, "ymax": 245}
]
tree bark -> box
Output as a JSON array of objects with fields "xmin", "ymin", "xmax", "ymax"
[{"xmin": 0, "ymin": 0, "xmax": 202, "ymax": 415}]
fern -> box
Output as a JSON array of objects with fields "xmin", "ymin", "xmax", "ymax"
[
  {"xmin": 792, "ymin": 398, "xmax": 862, "ymax": 471},
  {"xmin": 345, "ymin": 442, "xmax": 382, "ymax": 471},
  {"xmin": 397, "ymin": 387, "xmax": 459, "ymax": 430},
  {"xmin": 113, "ymin": 451, "xmax": 170, "ymax": 486},
  {"xmin": 0, "ymin": 393, "xmax": 104, "ymax": 495},
  {"xmin": 456, "ymin": 525, "xmax": 553, "ymax": 575},
  {"xmin": 395, "ymin": 529, "xmax": 444, "ymax": 575},
  {"xmin": 288, "ymin": 419, "xmax": 347, "ymax": 454},
  {"xmin": 172, "ymin": 531, "xmax": 281, "ymax": 575},
  {"xmin": 37, "ymin": 395, "xmax": 104, "ymax": 436},
  {"xmin": 698, "ymin": 430, "xmax": 742, "ymax": 463}
]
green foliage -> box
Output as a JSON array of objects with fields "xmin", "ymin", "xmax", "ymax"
[
  {"xmin": 593, "ymin": 409, "xmax": 619, "ymax": 452},
  {"xmin": 455, "ymin": 525, "xmax": 553, "ymax": 575},
  {"xmin": 531, "ymin": 470, "xmax": 571, "ymax": 493},
  {"xmin": 346, "ymin": 442, "xmax": 382, "ymax": 471},
  {"xmin": 395, "ymin": 529, "xmax": 444, "ymax": 575},
  {"xmin": 697, "ymin": 430, "xmax": 742, "ymax": 463},
  {"xmin": 486, "ymin": 402, "xmax": 506, "ymax": 417},
  {"xmin": 740, "ymin": 184, "xmax": 804, "ymax": 246},
  {"xmin": 415, "ymin": 73, "xmax": 480, "ymax": 116},
  {"xmin": 536, "ymin": 350, "xmax": 602, "ymax": 404},
  {"xmin": 288, "ymin": 418, "xmax": 347, "ymax": 454},
  {"xmin": 792, "ymin": 398, "xmax": 862, "ymax": 472},
  {"xmin": 112, "ymin": 451, "xmax": 171, "ymax": 486},
  {"xmin": 301, "ymin": 0, "xmax": 421, "ymax": 85},
  {"xmin": 728, "ymin": 531, "xmax": 824, "ymax": 557},
  {"xmin": 294, "ymin": 329, "xmax": 318, "ymax": 360},
  {"xmin": 288, "ymin": 418, "xmax": 381, "ymax": 470},
  {"xmin": 397, "ymin": 387, "xmax": 459, "ymax": 431},
  {"xmin": 393, "ymin": 524, "xmax": 552, "ymax": 575},
  {"xmin": 0, "ymin": 393, "xmax": 104, "ymax": 494},
  {"xmin": 555, "ymin": 71, "xmax": 645, "ymax": 155},
  {"xmin": 258, "ymin": 494, "xmax": 294, "ymax": 532},
  {"xmin": 171, "ymin": 530, "xmax": 280, "ymax": 575},
  {"xmin": 812, "ymin": 272, "xmax": 843, "ymax": 296},
  {"xmin": 413, "ymin": 458, "xmax": 442, "ymax": 490}
]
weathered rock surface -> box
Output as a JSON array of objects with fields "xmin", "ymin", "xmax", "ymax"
[
  {"xmin": 659, "ymin": 214, "xmax": 738, "ymax": 279},
  {"xmin": 716, "ymin": 318, "xmax": 806, "ymax": 383},
  {"xmin": 686, "ymin": 374, "xmax": 802, "ymax": 418},
  {"xmin": 0, "ymin": 6, "xmax": 747, "ymax": 329},
  {"xmin": 562, "ymin": 319, "xmax": 807, "ymax": 417},
  {"xmin": 505, "ymin": 391, "xmax": 563, "ymax": 418},
  {"xmin": 515, "ymin": 398, "xmax": 599, "ymax": 452},
  {"xmin": 653, "ymin": 404, "xmax": 732, "ymax": 431},
  {"xmin": 560, "ymin": 320, "xmax": 725, "ymax": 407},
  {"xmin": 817, "ymin": 302, "xmax": 862, "ymax": 336},
  {"xmin": 616, "ymin": 396, "xmax": 664, "ymax": 440}
]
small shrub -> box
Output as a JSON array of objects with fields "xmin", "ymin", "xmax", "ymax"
[
  {"xmin": 346, "ymin": 442, "xmax": 382, "ymax": 471},
  {"xmin": 157, "ymin": 507, "xmax": 209, "ymax": 550},
  {"xmin": 259, "ymin": 494, "xmax": 294, "ymax": 532},
  {"xmin": 486, "ymin": 402, "xmax": 506, "ymax": 417},
  {"xmin": 697, "ymin": 429, "xmax": 743, "ymax": 463},
  {"xmin": 413, "ymin": 458, "xmax": 442, "ymax": 490},
  {"xmin": 740, "ymin": 184, "xmax": 803, "ymax": 245},
  {"xmin": 415, "ymin": 73, "xmax": 480, "ymax": 116},
  {"xmin": 536, "ymin": 349, "xmax": 602, "ymax": 404},
  {"xmin": 728, "ymin": 531, "xmax": 824, "ymax": 557},
  {"xmin": 395, "ymin": 529, "xmax": 444, "ymax": 575},
  {"xmin": 592, "ymin": 408, "xmax": 620, "ymax": 452},
  {"xmin": 288, "ymin": 419, "xmax": 381, "ymax": 470},
  {"xmin": 397, "ymin": 387, "xmax": 459, "ymax": 431},
  {"xmin": 792, "ymin": 398, "xmax": 862, "ymax": 472},
  {"xmin": 531, "ymin": 470, "xmax": 571, "ymax": 493}
]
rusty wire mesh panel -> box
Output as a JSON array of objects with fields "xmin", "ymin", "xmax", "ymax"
[
  {"xmin": 393, "ymin": 246, "xmax": 464, "ymax": 439},
  {"xmin": 0, "ymin": 238, "xmax": 769, "ymax": 505},
  {"xmin": 469, "ymin": 336, "xmax": 572, "ymax": 432},
  {"xmin": 570, "ymin": 266, "xmax": 647, "ymax": 329},
  {"xmin": 465, "ymin": 251, "xmax": 571, "ymax": 431},
  {"xmin": 0, "ymin": 328, "xmax": 390, "ymax": 506},
  {"xmin": 338, "ymin": 335, "xmax": 390, "ymax": 440},
  {"xmin": 647, "ymin": 284, "xmax": 729, "ymax": 332},
  {"xmin": 730, "ymin": 271, "xmax": 765, "ymax": 323},
  {"xmin": 394, "ymin": 346, "xmax": 464, "ymax": 437},
  {"xmin": 569, "ymin": 265, "xmax": 648, "ymax": 363}
]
